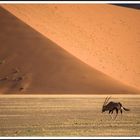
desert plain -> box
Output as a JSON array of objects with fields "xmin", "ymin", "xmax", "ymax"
[{"xmin": 0, "ymin": 95, "xmax": 140, "ymax": 136}]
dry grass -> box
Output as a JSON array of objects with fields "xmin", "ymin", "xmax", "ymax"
[{"xmin": 0, "ymin": 95, "xmax": 140, "ymax": 136}]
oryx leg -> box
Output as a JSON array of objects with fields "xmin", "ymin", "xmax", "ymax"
[
  {"xmin": 109, "ymin": 109, "xmax": 114, "ymax": 120},
  {"xmin": 114, "ymin": 108, "xmax": 118, "ymax": 120},
  {"xmin": 120, "ymin": 109, "xmax": 123, "ymax": 119}
]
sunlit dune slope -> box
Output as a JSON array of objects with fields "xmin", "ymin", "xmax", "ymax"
[
  {"xmin": 2, "ymin": 4, "xmax": 140, "ymax": 90},
  {"xmin": 0, "ymin": 7, "xmax": 139, "ymax": 94}
]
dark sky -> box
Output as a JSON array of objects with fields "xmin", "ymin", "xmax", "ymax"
[{"xmin": 113, "ymin": 4, "xmax": 140, "ymax": 10}]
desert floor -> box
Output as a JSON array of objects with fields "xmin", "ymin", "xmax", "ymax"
[{"xmin": 0, "ymin": 95, "xmax": 140, "ymax": 136}]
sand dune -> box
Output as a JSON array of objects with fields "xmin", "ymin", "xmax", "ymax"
[
  {"xmin": 2, "ymin": 4, "xmax": 140, "ymax": 90},
  {"xmin": 0, "ymin": 7, "xmax": 139, "ymax": 94}
]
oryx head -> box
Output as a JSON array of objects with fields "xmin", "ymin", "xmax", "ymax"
[{"xmin": 102, "ymin": 96, "xmax": 111, "ymax": 113}]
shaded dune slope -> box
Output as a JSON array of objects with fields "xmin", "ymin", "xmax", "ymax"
[{"xmin": 0, "ymin": 7, "xmax": 139, "ymax": 94}]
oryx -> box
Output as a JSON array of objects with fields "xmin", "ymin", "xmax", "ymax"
[{"xmin": 102, "ymin": 96, "xmax": 130, "ymax": 119}]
